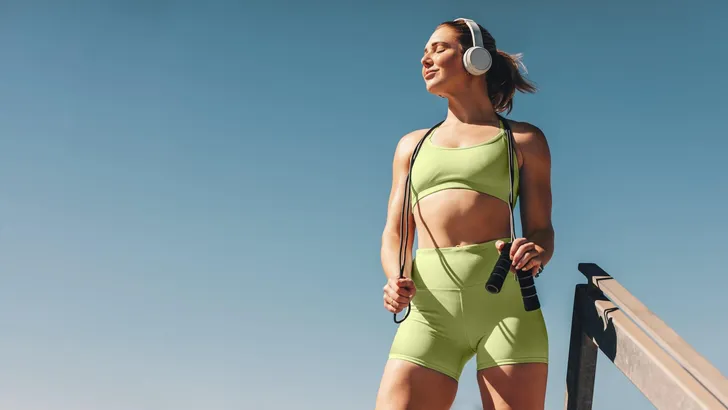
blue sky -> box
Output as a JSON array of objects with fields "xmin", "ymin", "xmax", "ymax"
[{"xmin": 1, "ymin": 1, "xmax": 726, "ymax": 409}]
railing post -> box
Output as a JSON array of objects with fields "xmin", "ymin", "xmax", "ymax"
[
  {"xmin": 564, "ymin": 284, "xmax": 598, "ymax": 410},
  {"xmin": 565, "ymin": 264, "xmax": 728, "ymax": 409}
]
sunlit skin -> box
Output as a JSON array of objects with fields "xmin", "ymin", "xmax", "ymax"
[{"xmin": 376, "ymin": 24, "xmax": 554, "ymax": 410}]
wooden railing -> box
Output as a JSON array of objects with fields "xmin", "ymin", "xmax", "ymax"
[{"xmin": 564, "ymin": 263, "xmax": 728, "ymax": 410}]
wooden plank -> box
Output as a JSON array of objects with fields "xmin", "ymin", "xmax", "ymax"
[
  {"xmin": 578, "ymin": 285, "xmax": 727, "ymax": 409},
  {"xmin": 564, "ymin": 284, "xmax": 598, "ymax": 410},
  {"xmin": 579, "ymin": 263, "xmax": 728, "ymax": 408}
]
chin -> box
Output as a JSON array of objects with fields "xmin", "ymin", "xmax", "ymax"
[
  {"xmin": 425, "ymin": 83, "xmax": 448, "ymax": 97},
  {"xmin": 424, "ymin": 79, "xmax": 443, "ymax": 94}
]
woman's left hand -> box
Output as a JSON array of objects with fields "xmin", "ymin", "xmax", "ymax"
[{"xmin": 495, "ymin": 238, "xmax": 544, "ymax": 276}]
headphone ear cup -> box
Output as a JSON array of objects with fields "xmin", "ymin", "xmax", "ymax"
[{"xmin": 463, "ymin": 46, "xmax": 492, "ymax": 76}]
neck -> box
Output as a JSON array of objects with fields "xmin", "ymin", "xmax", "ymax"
[{"xmin": 443, "ymin": 82, "xmax": 499, "ymax": 125}]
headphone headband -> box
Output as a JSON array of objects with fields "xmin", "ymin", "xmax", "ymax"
[
  {"xmin": 453, "ymin": 17, "xmax": 492, "ymax": 76},
  {"xmin": 455, "ymin": 18, "xmax": 484, "ymax": 49}
]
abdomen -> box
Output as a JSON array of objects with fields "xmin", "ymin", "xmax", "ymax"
[{"xmin": 413, "ymin": 189, "xmax": 513, "ymax": 249}]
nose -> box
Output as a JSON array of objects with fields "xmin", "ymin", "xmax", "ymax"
[{"xmin": 421, "ymin": 54, "xmax": 433, "ymax": 69}]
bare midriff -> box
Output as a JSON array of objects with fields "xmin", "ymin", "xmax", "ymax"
[{"xmin": 412, "ymin": 189, "xmax": 512, "ymax": 249}]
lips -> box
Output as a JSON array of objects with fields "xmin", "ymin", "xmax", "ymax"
[{"xmin": 424, "ymin": 69, "xmax": 438, "ymax": 79}]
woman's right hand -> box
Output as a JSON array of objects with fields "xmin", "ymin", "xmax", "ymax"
[{"xmin": 383, "ymin": 277, "xmax": 416, "ymax": 313}]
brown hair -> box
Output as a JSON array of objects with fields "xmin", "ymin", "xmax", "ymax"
[{"xmin": 439, "ymin": 20, "xmax": 537, "ymax": 114}]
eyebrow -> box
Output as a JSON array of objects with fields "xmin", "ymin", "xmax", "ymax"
[{"xmin": 424, "ymin": 41, "xmax": 448, "ymax": 53}]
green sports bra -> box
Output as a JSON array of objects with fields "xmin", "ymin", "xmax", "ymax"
[{"xmin": 409, "ymin": 119, "xmax": 520, "ymax": 210}]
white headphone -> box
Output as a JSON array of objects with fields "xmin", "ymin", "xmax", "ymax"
[{"xmin": 455, "ymin": 18, "xmax": 492, "ymax": 76}]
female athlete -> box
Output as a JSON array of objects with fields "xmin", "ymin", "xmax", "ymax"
[{"xmin": 376, "ymin": 18, "xmax": 555, "ymax": 410}]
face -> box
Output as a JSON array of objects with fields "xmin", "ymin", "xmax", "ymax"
[{"xmin": 421, "ymin": 25, "xmax": 469, "ymax": 96}]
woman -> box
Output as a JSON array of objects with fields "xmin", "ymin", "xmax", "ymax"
[{"xmin": 375, "ymin": 18, "xmax": 554, "ymax": 410}]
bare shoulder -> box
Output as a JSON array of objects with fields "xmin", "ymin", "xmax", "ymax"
[
  {"xmin": 505, "ymin": 119, "xmax": 551, "ymax": 164},
  {"xmin": 507, "ymin": 119, "xmax": 549, "ymax": 149},
  {"xmin": 392, "ymin": 128, "xmax": 431, "ymax": 164}
]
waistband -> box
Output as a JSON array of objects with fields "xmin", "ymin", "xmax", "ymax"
[
  {"xmin": 412, "ymin": 237, "xmax": 511, "ymax": 290},
  {"xmin": 414, "ymin": 237, "xmax": 511, "ymax": 255}
]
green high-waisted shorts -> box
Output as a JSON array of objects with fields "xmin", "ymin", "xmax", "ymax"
[{"xmin": 388, "ymin": 238, "xmax": 549, "ymax": 381}]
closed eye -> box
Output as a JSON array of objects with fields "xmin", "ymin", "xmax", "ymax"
[{"xmin": 424, "ymin": 41, "xmax": 449, "ymax": 55}]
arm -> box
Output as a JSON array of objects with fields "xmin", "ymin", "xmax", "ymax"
[
  {"xmin": 380, "ymin": 130, "xmax": 423, "ymax": 280},
  {"xmin": 513, "ymin": 124, "xmax": 555, "ymax": 272}
]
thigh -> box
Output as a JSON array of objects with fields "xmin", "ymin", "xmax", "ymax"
[
  {"xmin": 477, "ymin": 363, "xmax": 548, "ymax": 410},
  {"xmin": 375, "ymin": 359, "xmax": 458, "ymax": 410}
]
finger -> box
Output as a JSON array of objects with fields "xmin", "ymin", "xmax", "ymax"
[
  {"xmin": 495, "ymin": 240, "xmax": 505, "ymax": 252},
  {"xmin": 515, "ymin": 253, "xmax": 536, "ymax": 271},
  {"xmin": 390, "ymin": 284, "xmax": 411, "ymax": 299},
  {"xmin": 383, "ymin": 293, "xmax": 399, "ymax": 310},
  {"xmin": 510, "ymin": 237, "xmax": 528, "ymax": 259},
  {"xmin": 396, "ymin": 289, "xmax": 414, "ymax": 302},
  {"xmin": 511, "ymin": 241, "xmax": 535, "ymax": 262},
  {"xmin": 517, "ymin": 255, "xmax": 538, "ymax": 271},
  {"xmin": 387, "ymin": 278, "xmax": 407, "ymax": 292},
  {"xmin": 384, "ymin": 299, "xmax": 396, "ymax": 313},
  {"xmin": 384, "ymin": 287, "xmax": 411, "ymax": 306},
  {"xmin": 513, "ymin": 243, "xmax": 537, "ymax": 268},
  {"xmin": 386, "ymin": 293, "xmax": 410, "ymax": 312},
  {"xmin": 520, "ymin": 258, "xmax": 541, "ymax": 276},
  {"xmin": 383, "ymin": 286, "xmax": 399, "ymax": 301},
  {"xmin": 394, "ymin": 293, "xmax": 411, "ymax": 305},
  {"xmin": 396, "ymin": 279, "xmax": 416, "ymax": 297}
]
